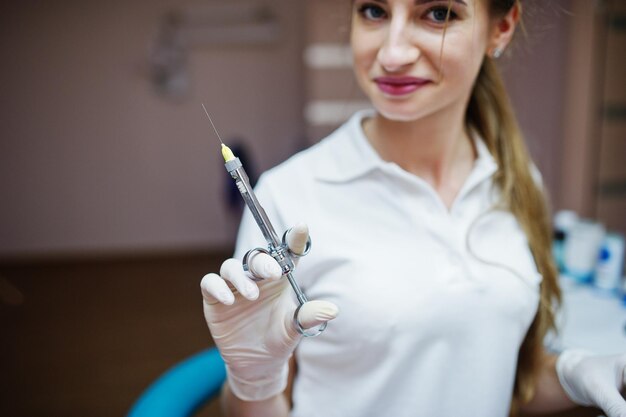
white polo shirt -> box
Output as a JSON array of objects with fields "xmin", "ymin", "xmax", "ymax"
[{"xmin": 234, "ymin": 110, "xmax": 542, "ymax": 417}]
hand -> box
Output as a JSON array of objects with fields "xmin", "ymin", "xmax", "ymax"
[
  {"xmin": 557, "ymin": 350, "xmax": 626, "ymax": 417},
  {"xmin": 201, "ymin": 224, "xmax": 339, "ymax": 401}
]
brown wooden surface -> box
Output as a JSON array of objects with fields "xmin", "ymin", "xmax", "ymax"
[
  {"xmin": 0, "ymin": 254, "xmax": 603, "ymax": 417},
  {"xmin": 0, "ymin": 252, "xmax": 228, "ymax": 417}
]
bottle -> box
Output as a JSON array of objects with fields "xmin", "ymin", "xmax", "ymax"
[
  {"xmin": 563, "ymin": 219, "xmax": 605, "ymax": 284},
  {"xmin": 594, "ymin": 233, "xmax": 625, "ymax": 294}
]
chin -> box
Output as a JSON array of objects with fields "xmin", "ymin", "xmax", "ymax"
[{"xmin": 373, "ymin": 102, "xmax": 426, "ymax": 123}]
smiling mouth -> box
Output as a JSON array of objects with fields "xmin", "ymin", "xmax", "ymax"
[{"xmin": 374, "ymin": 77, "xmax": 431, "ymax": 96}]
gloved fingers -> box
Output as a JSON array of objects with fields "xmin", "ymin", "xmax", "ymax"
[
  {"xmin": 201, "ymin": 273, "xmax": 235, "ymax": 305},
  {"xmin": 220, "ymin": 258, "xmax": 260, "ymax": 301},
  {"xmin": 276, "ymin": 300, "xmax": 339, "ymax": 348},
  {"xmin": 266, "ymin": 297, "xmax": 339, "ymax": 357},
  {"xmin": 286, "ymin": 223, "xmax": 310, "ymax": 256},
  {"xmin": 247, "ymin": 251, "xmax": 283, "ymax": 281},
  {"xmin": 596, "ymin": 388, "xmax": 626, "ymax": 417},
  {"xmin": 296, "ymin": 300, "xmax": 339, "ymax": 329}
]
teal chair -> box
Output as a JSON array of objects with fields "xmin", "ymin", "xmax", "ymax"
[{"xmin": 128, "ymin": 347, "xmax": 226, "ymax": 417}]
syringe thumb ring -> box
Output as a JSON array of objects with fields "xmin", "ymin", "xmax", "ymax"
[
  {"xmin": 294, "ymin": 304, "xmax": 328, "ymax": 338},
  {"xmin": 241, "ymin": 244, "xmax": 300, "ymax": 282},
  {"xmin": 242, "ymin": 247, "xmax": 273, "ymax": 282},
  {"xmin": 241, "ymin": 231, "xmax": 309, "ymax": 281},
  {"xmin": 281, "ymin": 228, "xmax": 312, "ymax": 258}
]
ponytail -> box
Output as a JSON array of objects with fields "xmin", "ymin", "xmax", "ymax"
[{"xmin": 466, "ymin": 58, "xmax": 561, "ymax": 415}]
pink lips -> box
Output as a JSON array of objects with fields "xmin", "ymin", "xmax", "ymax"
[{"xmin": 374, "ymin": 76, "xmax": 431, "ymax": 96}]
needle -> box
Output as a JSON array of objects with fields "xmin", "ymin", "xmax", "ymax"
[
  {"xmin": 201, "ymin": 103, "xmax": 224, "ymax": 145},
  {"xmin": 201, "ymin": 103, "xmax": 235, "ymax": 162}
]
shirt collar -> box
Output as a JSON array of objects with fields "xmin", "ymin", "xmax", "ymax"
[
  {"xmin": 313, "ymin": 110, "xmax": 498, "ymax": 184},
  {"xmin": 312, "ymin": 109, "xmax": 382, "ymax": 182}
]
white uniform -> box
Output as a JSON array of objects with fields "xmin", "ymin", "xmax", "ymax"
[{"xmin": 234, "ymin": 110, "xmax": 541, "ymax": 417}]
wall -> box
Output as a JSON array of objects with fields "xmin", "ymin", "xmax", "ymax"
[
  {"xmin": 558, "ymin": 0, "xmax": 626, "ymax": 235},
  {"xmin": 499, "ymin": 0, "xmax": 571, "ymax": 206},
  {"xmin": 0, "ymin": 0, "xmax": 604, "ymax": 258},
  {"xmin": 0, "ymin": 0, "xmax": 305, "ymax": 258},
  {"xmin": 596, "ymin": 0, "xmax": 626, "ymax": 234}
]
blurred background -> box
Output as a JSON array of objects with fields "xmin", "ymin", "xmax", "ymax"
[{"xmin": 0, "ymin": 0, "xmax": 624, "ymax": 416}]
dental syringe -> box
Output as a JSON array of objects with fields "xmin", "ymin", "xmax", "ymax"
[{"xmin": 202, "ymin": 105, "xmax": 327, "ymax": 337}]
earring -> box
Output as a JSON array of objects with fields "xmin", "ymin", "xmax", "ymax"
[{"xmin": 492, "ymin": 47, "xmax": 504, "ymax": 59}]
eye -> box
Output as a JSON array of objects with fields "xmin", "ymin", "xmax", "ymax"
[
  {"xmin": 358, "ymin": 3, "xmax": 388, "ymax": 21},
  {"xmin": 425, "ymin": 6, "xmax": 457, "ymax": 24}
]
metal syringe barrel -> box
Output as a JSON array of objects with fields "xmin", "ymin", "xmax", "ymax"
[
  {"xmin": 221, "ymin": 144, "xmax": 323, "ymax": 336},
  {"xmin": 225, "ymin": 157, "xmax": 280, "ymax": 248},
  {"xmin": 224, "ymin": 156, "xmax": 297, "ymax": 277}
]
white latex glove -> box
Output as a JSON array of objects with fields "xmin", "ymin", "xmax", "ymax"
[
  {"xmin": 557, "ymin": 349, "xmax": 626, "ymax": 417},
  {"xmin": 201, "ymin": 224, "xmax": 339, "ymax": 401}
]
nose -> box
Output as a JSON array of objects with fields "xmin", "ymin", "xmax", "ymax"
[{"xmin": 377, "ymin": 17, "xmax": 420, "ymax": 72}]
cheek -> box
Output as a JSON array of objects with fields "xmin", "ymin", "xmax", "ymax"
[
  {"xmin": 350, "ymin": 30, "xmax": 382, "ymax": 72},
  {"xmin": 351, "ymin": 44, "xmax": 373, "ymax": 73},
  {"xmin": 439, "ymin": 35, "xmax": 486, "ymax": 81}
]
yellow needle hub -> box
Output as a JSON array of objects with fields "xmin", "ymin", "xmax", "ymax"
[{"xmin": 221, "ymin": 144, "xmax": 236, "ymax": 162}]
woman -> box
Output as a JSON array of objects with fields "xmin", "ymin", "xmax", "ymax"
[{"xmin": 201, "ymin": 1, "xmax": 626, "ymax": 416}]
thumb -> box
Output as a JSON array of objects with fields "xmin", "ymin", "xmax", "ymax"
[
  {"xmin": 265, "ymin": 295, "xmax": 338, "ymax": 356},
  {"xmin": 297, "ymin": 300, "xmax": 339, "ymax": 329},
  {"xmin": 286, "ymin": 223, "xmax": 310, "ymax": 255}
]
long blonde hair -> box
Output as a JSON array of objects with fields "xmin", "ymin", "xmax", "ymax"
[{"xmin": 465, "ymin": 1, "xmax": 561, "ymax": 413}]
